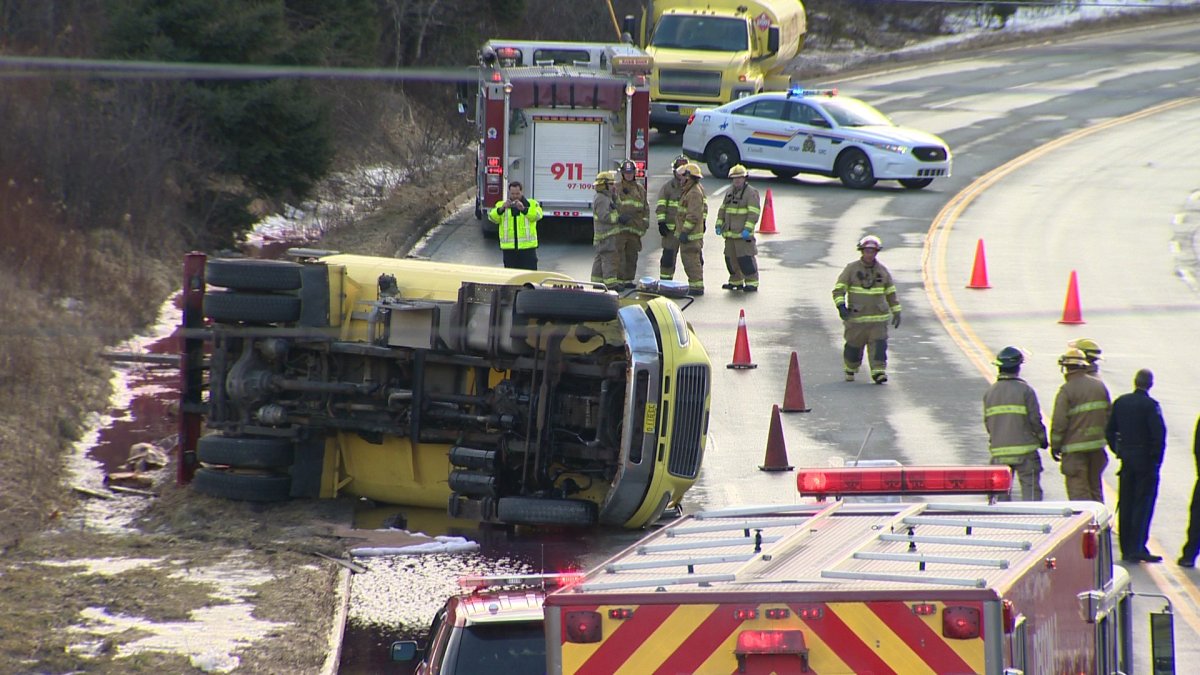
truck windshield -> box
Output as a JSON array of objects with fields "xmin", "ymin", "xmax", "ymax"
[
  {"xmin": 816, "ymin": 98, "xmax": 895, "ymax": 128},
  {"xmin": 651, "ymin": 15, "xmax": 749, "ymax": 52},
  {"xmin": 445, "ymin": 621, "xmax": 545, "ymax": 674}
]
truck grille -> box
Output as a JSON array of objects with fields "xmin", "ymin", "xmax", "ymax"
[
  {"xmin": 658, "ymin": 69, "xmax": 722, "ymax": 97},
  {"xmin": 913, "ymin": 146, "xmax": 948, "ymax": 162},
  {"xmin": 668, "ymin": 364, "xmax": 709, "ymax": 479}
]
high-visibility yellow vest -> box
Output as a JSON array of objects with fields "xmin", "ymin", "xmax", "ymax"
[{"xmin": 489, "ymin": 198, "xmax": 542, "ymax": 250}]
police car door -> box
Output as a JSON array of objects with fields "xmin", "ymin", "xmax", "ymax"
[
  {"xmin": 782, "ymin": 100, "xmax": 834, "ymax": 171},
  {"xmin": 730, "ymin": 98, "xmax": 790, "ymax": 167}
]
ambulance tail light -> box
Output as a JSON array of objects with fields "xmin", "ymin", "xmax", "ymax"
[
  {"xmin": 735, "ymin": 631, "xmax": 809, "ymax": 672},
  {"xmin": 1081, "ymin": 526, "xmax": 1099, "ymax": 559},
  {"xmin": 565, "ymin": 611, "xmax": 602, "ymax": 643},
  {"xmin": 1001, "ymin": 600, "xmax": 1016, "ymax": 634},
  {"xmin": 942, "ymin": 606, "xmax": 981, "ymax": 640},
  {"xmin": 797, "ymin": 466, "xmax": 1012, "ymax": 498}
]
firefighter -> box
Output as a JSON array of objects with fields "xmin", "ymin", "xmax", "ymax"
[
  {"xmin": 590, "ymin": 171, "xmax": 621, "ymax": 288},
  {"xmin": 1050, "ymin": 348, "xmax": 1112, "ymax": 503},
  {"xmin": 983, "ymin": 347, "xmax": 1048, "ymax": 501},
  {"xmin": 674, "ymin": 163, "xmax": 708, "ymax": 296},
  {"xmin": 656, "ymin": 155, "xmax": 689, "ymax": 280},
  {"xmin": 1106, "ymin": 369, "xmax": 1166, "ymax": 563},
  {"xmin": 488, "ymin": 181, "xmax": 542, "ymax": 270},
  {"xmin": 614, "ymin": 159, "xmax": 649, "ymax": 289},
  {"xmin": 1180, "ymin": 415, "xmax": 1200, "ymax": 567},
  {"xmin": 715, "ymin": 164, "xmax": 761, "ymax": 292},
  {"xmin": 1068, "ymin": 337, "xmax": 1103, "ymax": 375},
  {"xmin": 831, "ymin": 235, "xmax": 901, "ymax": 383}
]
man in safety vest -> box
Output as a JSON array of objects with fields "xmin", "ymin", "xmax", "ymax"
[
  {"xmin": 488, "ymin": 181, "xmax": 542, "ymax": 270},
  {"xmin": 655, "ymin": 155, "xmax": 689, "ymax": 280},
  {"xmin": 591, "ymin": 171, "xmax": 622, "ymax": 288},
  {"xmin": 614, "ymin": 159, "xmax": 649, "ymax": 289},
  {"xmin": 674, "ymin": 163, "xmax": 708, "ymax": 296},
  {"xmin": 832, "ymin": 235, "xmax": 901, "ymax": 383},
  {"xmin": 1050, "ymin": 348, "xmax": 1112, "ymax": 502},
  {"xmin": 715, "ymin": 164, "xmax": 761, "ymax": 292},
  {"xmin": 983, "ymin": 346, "xmax": 1048, "ymax": 501}
]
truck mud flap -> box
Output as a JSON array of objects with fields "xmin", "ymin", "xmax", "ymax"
[{"xmin": 497, "ymin": 497, "xmax": 598, "ymax": 527}]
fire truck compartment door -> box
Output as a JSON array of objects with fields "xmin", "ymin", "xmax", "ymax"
[{"xmin": 531, "ymin": 120, "xmax": 602, "ymax": 208}]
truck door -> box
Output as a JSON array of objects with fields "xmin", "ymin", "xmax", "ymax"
[{"xmin": 531, "ymin": 118, "xmax": 601, "ymax": 215}]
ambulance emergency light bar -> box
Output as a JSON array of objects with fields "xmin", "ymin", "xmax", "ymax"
[{"xmin": 797, "ymin": 465, "xmax": 1012, "ymax": 498}]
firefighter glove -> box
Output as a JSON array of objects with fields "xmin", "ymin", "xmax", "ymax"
[
  {"xmin": 836, "ymin": 304, "xmax": 851, "ymax": 320},
  {"xmin": 658, "ymin": 221, "xmax": 669, "ymax": 237},
  {"xmin": 1051, "ymin": 447, "xmax": 1063, "ymax": 462},
  {"xmin": 741, "ymin": 228, "xmax": 752, "ymax": 241},
  {"xmin": 678, "ymin": 232, "xmax": 690, "ymax": 244},
  {"xmin": 618, "ymin": 213, "xmax": 631, "ymax": 225},
  {"xmin": 715, "ymin": 224, "xmax": 724, "ymax": 236},
  {"xmin": 1039, "ymin": 439, "xmax": 1049, "ymax": 450},
  {"xmin": 891, "ymin": 312, "xmax": 902, "ymax": 329}
]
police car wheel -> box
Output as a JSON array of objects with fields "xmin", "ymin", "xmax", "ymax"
[
  {"xmin": 705, "ymin": 138, "xmax": 740, "ymax": 179},
  {"xmin": 837, "ymin": 149, "xmax": 877, "ymax": 189},
  {"xmin": 899, "ymin": 178, "xmax": 933, "ymax": 190},
  {"xmin": 771, "ymin": 169, "xmax": 800, "ymax": 180}
]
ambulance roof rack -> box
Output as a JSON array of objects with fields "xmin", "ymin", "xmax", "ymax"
[
  {"xmin": 638, "ymin": 535, "xmax": 784, "ymax": 554},
  {"xmin": 876, "ymin": 532, "xmax": 1033, "ymax": 550},
  {"xmin": 666, "ymin": 515, "xmax": 823, "ymax": 537},
  {"xmin": 821, "ymin": 569, "xmax": 988, "ymax": 589},
  {"xmin": 852, "ymin": 551, "xmax": 1010, "ymax": 569},
  {"xmin": 579, "ymin": 573, "xmax": 735, "ymax": 593},
  {"xmin": 900, "ymin": 515, "xmax": 1052, "ymax": 534},
  {"xmin": 605, "ymin": 553, "xmax": 755, "ymax": 574}
]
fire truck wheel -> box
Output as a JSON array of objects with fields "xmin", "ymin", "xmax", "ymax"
[
  {"xmin": 705, "ymin": 138, "xmax": 740, "ymax": 179},
  {"xmin": 496, "ymin": 497, "xmax": 598, "ymax": 527},
  {"xmin": 516, "ymin": 288, "xmax": 619, "ymax": 323},
  {"xmin": 197, "ymin": 435, "xmax": 294, "ymax": 469},
  {"xmin": 204, "ymin": 291, "xmax": 301, "ymax": 324},
  {"xmin": 191, "ymin": 467, "xmax": 292, "ymax": 502},
  {"xmin": 205, "ymin": 258, "xmax": 303, "ymax": 291},
  {"xmin": 899, "ymin": 178, "xmax": 934, "ymax": 190}
]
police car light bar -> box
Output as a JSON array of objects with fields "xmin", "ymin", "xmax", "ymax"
[
  {"xmin": 458, "ymin": 572, "xmax": 584, "ymax": 592},
  {"xmin": 797, "ymin": 466, "xmax": 1012, "ymax": 497},
  {"xmin": 787, "ymin": 87, "xmax": 838, "ymax": 99}
]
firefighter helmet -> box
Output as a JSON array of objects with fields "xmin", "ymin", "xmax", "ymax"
[
  {"xmin": 672, "ymin": 154, "xmax": 689, "ymax": 169},
  {"xmin": 620, "ymin": 159, "xmax": 637, "ymax": 174},
  {"xmin": 1058, "ymin": 348, "xmax": 1090, "ymax": 370},
  {"xmin": 728, "ymin": 164, "xmax": 748, "ymax": 178},
  {"xmin": 681, "ymin": 163, "xmax": 703, "ymax": 179},
  {"xmin": 1067, "ymin": 338, "xmax": 1102, "ymax": 361},
  {"xmin": 994, "ymin": 346, "xmax": 1024, "ymax": 369},
  {"xmin": 857, "ymin": 235, "xmax": 883, "ymax": 251},
  {"xmin": 594, "ymin": 171, "xmax": 616, "ymax": 187}
]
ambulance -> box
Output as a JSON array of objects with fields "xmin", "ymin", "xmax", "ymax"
[{"xmin": 544, "ymin": 465, "xmax": 1176, "ymax": 673}]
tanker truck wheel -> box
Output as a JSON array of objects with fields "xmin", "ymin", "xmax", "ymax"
[
  {"xmin": 205, "ymin": 258, "xmax": 303, "ymax": 291},
  {"xmin": 203, "ymin": 291, "xmax": 301, "ymax": 324},
  {"xmin": 515, "ymin": 288, "xmax": 618, "ymax": 323},
  {"xmin": 191, "ymin": 467, "xmax": 291, "ymax": 502},
  {"xmin": 496, "ymin": 497, "xmax": 598, "ymax": 527},
  {"xmin": 197, "ymin": 435, "xmax": 294, "ymax": 470}
]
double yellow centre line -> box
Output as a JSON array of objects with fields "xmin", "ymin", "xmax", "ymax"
[{"xmin": 923, "ymin": 96, "xmax": 1200, "ymax": 634}]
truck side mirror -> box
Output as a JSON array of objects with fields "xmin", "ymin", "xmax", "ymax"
[
  {"xmin": 1151, "ymin": 610, "xmax": 1175, "ymax": 674},
  {"xmin": 767, "ymin": 27, "xmax": 780, "ymax": 55},
  {"xmin": 622, "ymin": 15, "xmax": 637, "ymax": 43},
  {"xmin": 456, "ymin": 82, "xmax": 475, "ymax": 122},
  {"xmin": 390, "ymin": 640, "xmax": 419, "ymax": 662}
]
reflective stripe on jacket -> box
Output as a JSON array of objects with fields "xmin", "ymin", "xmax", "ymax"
[
  {"xmin": 592, "ymin": 189, "xmax": 620, "ymax": 244},
  {"xmin": 983, "ymin": 375, "xmax": 1048, "ymax": 458},
  {"xmin": 655, "ymin": 178, "xmax": 685, "ymax": 230},
  {"xmin": 832, "ymin": 259, "xmax": 901, "ymax": 323},
  {"xmin": 488, "ymin": 198, "xmax": 542, "ymax": 250},
  {"xmin": 616, "ymin": 179, "xmax": 649, "ymax": 235},
  {"xmin": 717, "ymin": 184, "xmax": 761, "ymax": 237},
  {"xmin": 1051, "ymin": 372, "xmax": 1111, "ymax": 454}
]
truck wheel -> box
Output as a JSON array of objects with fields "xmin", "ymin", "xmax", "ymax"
[
  {"xmin": 191, "ymin": 467, "xmax": 291, "ymax": 502},
  {"xmin": 516, "ymin": 288, "xmax": 619, "ymax": 323},
  {"xmin": 705, "ymin": 138, "xmax": 740, "ymax": 179},
  {"xmin": 497, "ymin": 497, "xmax": 598, "ymax": 527},
  {"xmin": 204, "ymin": 291, "xmax": 301, "ymax": 324},
  {"xmin": 899, "ymin": 178, "xmax": 934, "ymax": 190},
  {"xmin": 197, "ymin": 435, "xmax": 294, "ymax": 469},
  {"xmin": 205, "ymin": 258, "xmax": 303, "ymax": 291},
  {"xmin": 836, "ymin": 149, "xmax": 878, "ymax": 189}
]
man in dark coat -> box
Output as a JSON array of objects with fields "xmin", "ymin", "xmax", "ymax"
[{"xmin": 1106, "ymin": 369, "xmax": 1166, "ymax": 563}]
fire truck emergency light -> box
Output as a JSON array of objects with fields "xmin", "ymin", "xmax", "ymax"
[
  {"xmin": 796, "ymin": 466, "xmax": 1012, "ymax": 497},
  {"xmin": 458, "ymin": 572, "xmax": 582, "ymax": 592}
]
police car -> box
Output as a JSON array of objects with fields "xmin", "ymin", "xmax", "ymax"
[{"xmin": 681, "ymin": 88, "xmax": 952, "ymax": 189}]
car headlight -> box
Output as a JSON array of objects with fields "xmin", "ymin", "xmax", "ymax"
[{"xmin": 876, "ymin": 143, "xmax": 909, "ymax": 154}]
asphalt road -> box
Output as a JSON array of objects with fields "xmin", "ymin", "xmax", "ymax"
[{"xmin": 414, "ymin": 17, "xmax": 1200, "ymax": 668}]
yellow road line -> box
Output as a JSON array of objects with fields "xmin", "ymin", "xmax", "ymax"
[{"xmin": 922, "ymin": 96, "xmax": 1200, "ymax": 635}]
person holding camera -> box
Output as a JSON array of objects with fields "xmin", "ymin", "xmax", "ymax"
[{"xmin": 488, "ymin": 181, "xmax": 543, "ymax": 270}]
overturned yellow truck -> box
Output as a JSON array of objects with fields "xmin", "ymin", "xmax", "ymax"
[{"xmin": 178, "ymin": 252, "xmax": 711, "ymax": 528}]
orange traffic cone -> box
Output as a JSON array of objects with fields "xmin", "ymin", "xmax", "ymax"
[
  {"xmin": 1059, "ymin": 270, "xmax": 1085, "ymax": 324},
  {"xmin": 781, "ymin": 351, "xmax": 811, "ymax": 413},
  {"xmin": 966, "ymin": 239, "xmax": 991, "ymax": 289},
  {"xmin": 727, "ymin": 309, "xmax": 757, "ymax": 369},
  {"xmin": 758, "ymin": 189, "xmax": 778, "ymax": 234},
  {"xmin": 759, "ymin": 405, "xmax": 794, "ymax": 472}
]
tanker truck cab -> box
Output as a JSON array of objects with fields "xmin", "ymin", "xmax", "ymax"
[{"xmin": 178, "ymin": 253, "xmax": 711, "ymax": 529}]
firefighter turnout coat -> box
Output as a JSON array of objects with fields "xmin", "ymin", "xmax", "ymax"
[
  {"xmin": 984, "ymin": 374, "xmax": 1048, "ymax": 461},
  {"xmin": 1051, "ymin": 372, "xmax": 1111, "ymax": 455},
  {"xmin": 832, "ymin": 260, "xmax": 901, "ymax": 329}
]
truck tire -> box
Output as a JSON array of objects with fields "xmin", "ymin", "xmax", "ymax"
[
  {"xmin": 204, "ymin": 291, "xmax": 301, "ymax": 324},
  {"xmin": 191, "ymin": 467, "xmax": 291, "ymax": 502},
  {"xmin": 197, "ymin": 435, "xmax": 294, "ymax": 469},
  {"xmin": 205, "ymin": 258, "xmax": 303, "ymax": 291},
  {"xmin": 497, "ymin": 497, "xmax": 598, "ymax": 527},
  {"xmin": 705, "ymin": 138, "xmax": 740, "ymax": 179},
  {"xmin": 836, "ymin": 149, "xmax": 878, "ymax": 189},
  {"xmin": 516, "ymin": 288, "xmax": 619, "ymax": 323}
]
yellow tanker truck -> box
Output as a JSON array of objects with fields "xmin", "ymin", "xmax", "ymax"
[
  {"xmin": 623, "ymin": 0, "xmax": 806, "ymax": 131},
  {"xmin": 178, "ymin": 252, "xmax": 711, "ymax": 529}
]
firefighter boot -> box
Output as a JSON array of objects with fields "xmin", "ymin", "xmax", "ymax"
[{"xmin": 843, "ymin": 343, "xmax": 863, "ymax": 381}]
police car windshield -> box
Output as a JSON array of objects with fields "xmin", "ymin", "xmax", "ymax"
[
  {"xmin": 446, "ymin": 621, "xmax": 545, "ymax": 674},
  {"xmin": 815, "ymin": 98, "xmax": 894, "ymax": 128},
  {"xmin": 651, "ymin": 16, "xmax": 749, "ymax": 52}
]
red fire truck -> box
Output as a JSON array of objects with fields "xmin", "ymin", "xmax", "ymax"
[
  {"xmin": 468, "ymin": 40, "xmax": 653, "ymax": 237},
  {"xmin": 544, "ymin": 465, "xmax": 1176, "ymax": 674}
]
